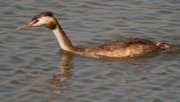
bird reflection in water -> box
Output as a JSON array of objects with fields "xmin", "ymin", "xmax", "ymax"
[
  {"xmin": 44, "ymin": 50, "xmax": 73, "ymax": 94},
  {"xmin": 52, "ymin": 50, "xmax": 73, "ymax": 81}
]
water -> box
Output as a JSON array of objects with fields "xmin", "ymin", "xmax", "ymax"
[{"xmin": 1, "ymin": 0, "xmax": 180, "ymax": 102}]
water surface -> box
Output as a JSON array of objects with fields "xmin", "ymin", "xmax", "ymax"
[{"xmin": 1, "ymin": 0, "xmax": 180, "ymax": 102}]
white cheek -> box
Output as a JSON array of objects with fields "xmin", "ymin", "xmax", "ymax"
[
  {"xmin": 33, "ymin": 17, "xmax": 48, "ymax": 27},
  {"xmin": 33, "ymin": 21, "xmax": 46, "ymax": 26}
]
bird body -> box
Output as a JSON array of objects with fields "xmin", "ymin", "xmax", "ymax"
[{"xmin": 17, "ymin": 12, "xmax": 169, "ymax": 58}]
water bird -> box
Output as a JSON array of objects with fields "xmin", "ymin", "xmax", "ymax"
[{"xmin": 17, "ymin": 12, "xmax": 169, "ymax": 58}]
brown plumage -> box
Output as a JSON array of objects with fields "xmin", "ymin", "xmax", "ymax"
[
  {"xmin": 73, "ymin": 38, "xmax": 168, "ymax": 58},
  {"xmin": 17, "ymin": 11, "xmax": 169, "ymax": 58}
]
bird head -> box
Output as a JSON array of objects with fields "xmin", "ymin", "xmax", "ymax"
[{"xmin": 17, "ymin": 12, "xmax": 57, "ymax": 30}]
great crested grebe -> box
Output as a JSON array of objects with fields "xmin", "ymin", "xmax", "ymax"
[{"xmin": 17, "ymin": 12, "xmax": 169, "ymax": 58}]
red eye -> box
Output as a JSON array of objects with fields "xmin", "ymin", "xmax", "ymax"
[{"xmin": 35, "ymin": 20, "xmax": 39, "ymax": 23}]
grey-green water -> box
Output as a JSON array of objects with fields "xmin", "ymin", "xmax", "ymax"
[{"xmin": 1, "ymin": 0, "xmax": 180, "ymax": 102}]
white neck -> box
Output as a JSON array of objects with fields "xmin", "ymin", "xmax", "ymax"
[{"xmin": 52, "ymin": 26, "xmax": 74, "ymax": 51}]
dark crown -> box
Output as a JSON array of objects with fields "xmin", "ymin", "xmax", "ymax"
[{"xmin": 31, "ymin": 11, "xmax": 53, "ymax": 21}]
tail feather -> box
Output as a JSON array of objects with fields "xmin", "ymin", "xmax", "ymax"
[{"xmin": 155, "ymin": 42, "xmax": 170, "ymax": 50}]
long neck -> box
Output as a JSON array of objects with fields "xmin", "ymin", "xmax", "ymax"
[{"xmin": 52, "ymin": 21, "xmax": 74, "ymax": 51}]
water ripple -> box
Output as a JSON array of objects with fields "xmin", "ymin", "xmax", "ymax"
[{"xmin": 1, "ymin": 0, "xmax": 180, "ymax": 102}]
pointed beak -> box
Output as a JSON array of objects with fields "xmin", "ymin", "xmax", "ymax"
[{"xmin": 16, "ymin": 22, "xmax": 34, "ymax": 30}]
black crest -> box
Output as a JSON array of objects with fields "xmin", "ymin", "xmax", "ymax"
[{"xmin": 31, "ymin": 11, "xmax": 53, "ymax": 21}]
